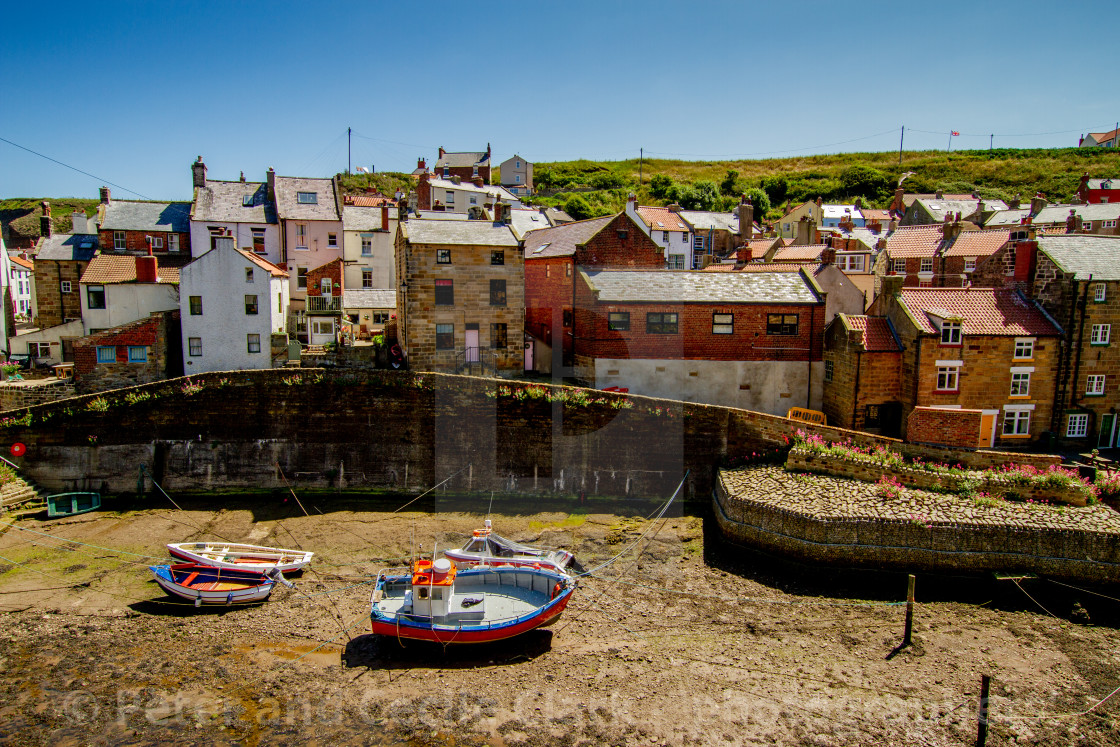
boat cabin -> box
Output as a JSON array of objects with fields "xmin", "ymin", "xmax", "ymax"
[{"xmin": 408, "ymin": 558, "xmax": 457, "ymax": 617}]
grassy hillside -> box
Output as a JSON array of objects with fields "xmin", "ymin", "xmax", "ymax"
[
  {"xmin": 335, "ymin": 171, "xmax": 414, "ymax": 200},
  {"xmin": 0, "ymin": 198, "xmax": 100, "ymax": 246},
  {"xmin": 526, "ymin": 147, "xmax": 1120, "ymax": 220}
]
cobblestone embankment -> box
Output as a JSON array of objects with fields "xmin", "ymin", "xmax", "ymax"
[{"xmin": 715, "ymin": 465, "xmax": 1120, "ymax": 582}]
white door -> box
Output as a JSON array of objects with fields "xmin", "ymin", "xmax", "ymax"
[
  {"xmin": 524, "ymin": 338, "xmax": 534, "ymax": 370},
  {"xmin": 310, "ymin": 319, "xmax": 335, "ymax": 345},
  {"xmin": 465, "ymin": 328, "xmax": 479, "ymax": 362}
]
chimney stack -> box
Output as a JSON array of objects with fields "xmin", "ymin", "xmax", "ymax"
[
  {"xmin": 935, "ymin": 189, "xmax": 943, "ymax": 199},
  {"xmin": 239, "ymin": 171, "xmax": 246, "ymax": 183},
  {"xmin": 451, "ymin": 175, "xmax": 461, "ymax": 185},
  {"xmin": 100, "ymin": 186, "xmax": 111, "ymax": 204},
  {"xmin": 891, "ymin": 186, "xmax": 905, "ymax": 213},
  {"xmin": 738, "ymin": 195, "xmax": 754, "ymax": 240},
  {"xmin": 820, "ymin": 247, "xmax": 836, "ymax": 265},
  {"xmin": 881, "ymin": 274, "xmax": 904, "ymax": 299},
  {"xmin": 1009, "ymin": 193, "xmax": 1021, "ymax": 210},
  {"xmin": 417, "ymin": 157, "xmax": 426, "ymax": 171},
  {"xmin": 382, "ymin": 204, "xmax": 390, "ymax": 231},
  {"xmin": 71, "ymin": 210, "xmax": 87, "ymax": 234},
  {"xmin": 472, "ymin": 175, "xmax": 485, "ymax": 188},
  {"xmin": 667, "ymin": 203, "xmax": 681, "ymax": 213},
  {"xmin": 136, "ymin": 242, "xmax": 158, "ymax": 283},
  {"xmin": 39, "ymin": 201, "xmax": 52, "ymax": 238},
  {"xmin": 1030, "ymin": 193, "xmax": 1046, "ymax": 216},
  {"xmin": 192, "ymin": 156, "xmax": 207, "ymax": 189},
  {"xmin": 735, "ymin": 245, "xmax": 753, "ymax": 264},
  {"xmin": 854, "ymin": 197, "xmax": 862, "ymax": 210},
  {"xmin": 266, "ymin": 168, "xmax": 276, "ymax": 201},
  {"xmin": 438, "ymin": 147, "xmax": 446, "ymax": 159}
]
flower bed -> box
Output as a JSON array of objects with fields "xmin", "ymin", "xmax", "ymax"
[{"xmin": 787, "ymin": 433, "xmax": 1097, "ymax": 508}]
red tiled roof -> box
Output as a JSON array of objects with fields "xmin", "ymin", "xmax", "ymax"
[
  {"xmin": 942, "ymin": 230, "xmax": 1010, "ymax": 257},
  {"xmin": 860, "ymin": 209, "xmax": 892, "ymax": 222},
  {"xmin": 10, "ymin": 256, "xmax": 33, "ymax": 270},
  {"xmin": 702, "ymin": 262, "xmax": 813, "ymax": 273},
  {"xmin": 772, "ymin": 244, "xmax": 827, "ymax": 261},
  {"xmin": 885, "ymin": 225, "xmax": 942, "ymax": 258},
  {"xmin": 79, "ymin": 255, "xmax": 180, "ymax": 284},
  {"xmin": 635, "ymin": 206, "xmax": 688, "ymax": 232},
  {"xmin": 842, "ymin": 315, "xmax": 900, "ymax": 352},
  {"xmin": 897, "ymin": 288, "xmax": 1060, "ymax": 336},
  {"xmin": 235, "ymin": 247, "xmax": 289, "ymax": 277},
  {"xmin": 344, "ymin": 195, "xmax": 394, "ymax": 206}
]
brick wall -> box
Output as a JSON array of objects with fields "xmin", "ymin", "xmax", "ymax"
[
  {"xmin": 72, "ymin": 311, "xmax": 179, "ymax": 393},
  {"xmin": 573, "ymin": 214, "xmax": 664, "ymax": 268},
  {"xmin": 524, "ymin": 256, "xmax": 575, "ymax": 357},
  {"xmin": 0, "ymin": 380, "xmax": 77, "ymax": 412},
  {"xmin": 906, "ymin": 406, "xmax": 983, "ymax": 447},
  {"xmin": 306, "ymin": 259, "xmax": 344, "ymax": 295},
  {"xmin": 97, "ymin": 230, "xmax": 192, "ymax": 259}
]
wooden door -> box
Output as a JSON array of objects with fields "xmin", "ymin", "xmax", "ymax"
[{"xmin": 978, "ymin": 413, "xmax": 996, "ymax": 448}]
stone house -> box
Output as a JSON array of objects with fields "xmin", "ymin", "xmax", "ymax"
[
  {"xmin": 974, "ymin": 234, "xmax": 1120, "ymax": 447},
  {"xmin": 72, "ymin": 310, "xmax": 181, "ymax": 393},
  {"xmin": 395, "ymin": 218, "xmax": 523, "ymax": 374},
  {"xmin": 78, "ymin": 254, "xmax": 180, "ymax": 336},
  {"xmin": 522, "ymin": 213, "xmax": 663, "ymax": 373},
  {"xmin": 189, "ymin": 157, "xmax": 282, "ymax": 267},
  {"xmin": 679, "ymin": 197, "xmax": 759, "ymax": 265},
  {"xmin": 571, "ymin": 269, "xmax": 826, "ymax": 414},
  {"xmin": 178, "ymin": 240, "xmax": 289, "ymax": 373},
  {"xmin": 984, "ymin": 202, "xmax": 1120, "ymax": 236},
  {"xmin": 868, "ymin": 279, "xmax": 1063, "ymax": 448},
  {"xmin": 415, "ymin": 173, "xmax": 520, "ymax": 215},
  {"xmin": 434, "ymin": 145, "xmax": 491, "ymax": 183},
  {"xmin": 94, "ymin": 188, "xmax": 192, "ymax": 266},
  {"xmin": 822, "ymin": 314, "xmax": 904, "ymax": 435},
  {"xmin": 900, "ymin": 196, "xmax": 1007, "ymax": 227},
  {"xmin": 499, "ymin": 154, "xmax": 532, "ymax": 196},
  {"xmin": 32, "ymin": 221, "xmax": 98, "ymax": 331}
]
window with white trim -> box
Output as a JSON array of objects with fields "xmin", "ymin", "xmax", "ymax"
[
  {"xmin": 361, "ymin": 235, "xmax": 373, "ymax": 256},
  {"xmin": 712, "ymin": 313, "xmax": 733, "ymax": 334},
  {"xmin": 964, "ymin": 257, "xmax": 976, "ymax": 272},
  {"xmin": 1091, "ymin": 324, "xmax": 1111, "ymax": 345},
  {"xmin": 1083, "ymin": 221, "xmax": 1093, "ymax": 231},
  {"xmin": 1003, "ymin": 408, "xmax": 1031, "ymax": 436},
  {"xmin": 1066, "ymin": 413, "xmax": 1089, "ymax": 438},
  {"xmin": 168, "ymin": 234, "xmax": 179, "ymax": 253},
  {"xmin": 1013, "ymin": 338, "xmax": 1034, "ymax": 359},
  {"xmin": 1087, "ymin": 374, "xmax": 1106, "ymax": 395},
  {"xmin": 936, "ymin": 365, "xmax": 960, "ymax": 391},
  {"xmin": 1095, "ymin": 283, "xmax": 1107, "ymax": 302},
  {"xmin": 836, "ymin": 254, "xmax": 865, "ymax": 272},
  {"xmin": 892, "ymin": 258, "xmax": 906, "ymax": 273},
  {"xmin": 824, "ymin": 360, "xmax": 834, "ymax": 382},
  {"xmin": 1103, "ymin": 219, "xmax": 1117, "ymax": 228},
  {"xmin": 1010, "ymin": 371, "xmax": 1030, "ymax": 396},
  {"xmin": 920, "ymin": 258, "xmax": 933, "ymax": 273},
  {"xmin": 940, "ymin": 321, "xmax": 962, "ymax": 345},
  {"xmin": 295, "ymin": 224, "xmax": 307, "ymax": 249},
  {"xmin": 60, "ymin": 281, "xmax": 71, "ymax": 294},
  {"xmin": 113, "ymin": 231, "xmax": 126, "ymax": 250}
]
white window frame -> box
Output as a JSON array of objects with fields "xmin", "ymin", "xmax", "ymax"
[
  {"xmin": 935, "ymin": 364, "xmax": 960, "ymax": 391},
  {"xmin": 1002, "ymin": 405, "xmax": 1033, "ymax": 436},
  {"xmin": 251, "ymin": 228, "xmax": 266, "ymax": 254},
  {"xmin": 113, "ymin": 231, "xmax": 126, "ymax": 250},
  {"xmin": 327, "ymin": 233, "xmax": 337, "ymax": 247},
  {"xmin": 1091, "ymin": 324, "xmax": 1111, "ymax": 345},
  {"xmin": 940, "ymin": 321, "xmax": 962, "ymax": 345},
  {"xmin": 361, "ymin": 235, "xmax": 373, "ymax": 256},
  {"xmin": 1066, "ymin": 413, "xmax": 1089, "ymax": 438},
  {"xmin": 295, "ymin": 224, "xmax": 308, "ymax": 250},
  {"xmin": 919, "ymin": 258, "xmax": 933, "ymax": 273},
  {"xmin": 150, "ymin": 236, "xmax": 164, "ymax": 249},
  {"xmin": 1095, "ymin": 283, "xmax": 1107, "ymax": 302},
  {"xmin": 892, "ymin": 258, "xmax": 906, "ymax": 273},
  {"xmin": 837, "ymin": 254, "xmax": 866, "ymax": 272},
  {"xmin": 1103, "ymin": 219, "xmax": 1117, "ymax": 228},
  {"xmin": 1087, "ymin": 374, "xmax": 1106, "ymax": 395},
  {"xmin": 1013, "ymin": 337, "xmax": 1035, "ymax": 359},
  {"xmin": 60, "ymin": 280, "xmax": 71, "ymax": 294},
  {"xmin": 963, "ymin": 257, "xmax": 976, "ymax": 272},
  {"xmin": 1009, "ymin": 369, "xmax": 1031, "ymax": 397},
  {"xmin": 1083, "ymin": 221, "xmax": 1093, "ymax": 231},
  {"xmin": 824, "ymin": 359, "xmax": 834, "ymax": 382}
]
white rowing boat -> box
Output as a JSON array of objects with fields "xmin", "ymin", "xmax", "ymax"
[{"xmin": 167, "ymin": 542, "xmax": 313, "ymax": 574}]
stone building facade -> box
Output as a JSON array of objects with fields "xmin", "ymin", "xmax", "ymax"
[
  {"xmin": 395, "ymin": 219, "xmax": 524, "ymax": 374},
  {"xmin": 822, "ymin": 314, "xmax": 903, "ymax": 435},
  {"xmin": 72, "ymin": 310, "xmax": 181, "ymax": 393}
]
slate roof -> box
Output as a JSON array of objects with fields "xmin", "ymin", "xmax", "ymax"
[
  {"xmin": 401, "ymin": 219, "xmax": 519, "ymax": 247},
  {"xmin": 506, "ymin": 208, "xmax": 555, "ymax": 239},
  {"xmin": 839, "ymin": 314, "xmax": 901, "ymax": 352},
  {"xmin": 99, "ymin": 201, "xmax": 192, "ymax": 233},
  {"xmin": 985, "ymin": 203, "xmax": 1120, "ymax": 227},
  {"xmin": 80, "ymin": 254, "xmax": 180, "ymax": 285},
  {"xmin": 1083, "ymin": 178, "xmax": 1118, "ymax": 190},
  {"xmin": 191, "ymin": 180, "xmax": 277, "ymax": 224},
  {"xmin": 273, "ymin": 176, "xmax": 339, "ymax": 221},
  {"xmin": 342, "ymin": 206, "xmax": 398, "ymax": 231},
  {"xmin": 942, "ymin": 230, "xmax": 1010, "ymax": 257},
  {"xmin": 579, "ymin": 269, "xmax": 820, "ymax": 304},
  {"xmin": 885, "ymin": 225, "xmax": 943, "ymax": 258},
  {"xmin": 914, "ymin": 198, "xmax": 1007, "ymax": 222},
  {"xmin": 773, "ymin": 244, "xmax": 827, "ymax": 262},
  {"xmin": 411, "ymin": 211, "xmax": 469, "ymax": 221},
  {"xmin": 523, "ymin": 215, "xmax": 615, "ymax": 259},
  {"xmin": 343, "ymin": 289, "xmax": 396, "ymax": 309},
  {"xmin": 235, "ymin": 247, "xmax": 288, "ymax": 277},
  {"xmin": 1037, "ymin": 235, "xmax": 1120, "ymax": 280},
  {"xmin": 543, "ymin": 207, "xmax": 574, "ymax": 224},
  {"xmin": 896, "ymin": 288, "xmax": 1060, "ymax": 336},
  {"xmin": 427, "ymin": 177, "xmax": 518, "ymax": 202},
  {"xmin": 678, "ymin": 210, "xmax": 738, "ymax": 232},
  {"xmin": 635, "ymin": 206, "xmax": 689, "ymax": 232},
  {"xmin": 822, "ymin": 204, "xmax": 863, "ymax": 221},
  {"xmin": 434, "ymin": 150, "xmax": 490, "ymax": 169},
  {"xmin": 36, "ymin": 233, "xmax": 98, "ymax": 261},
  {"xmin": 703, "ymin": 262, "xmax": 817, "ymax": 273}
]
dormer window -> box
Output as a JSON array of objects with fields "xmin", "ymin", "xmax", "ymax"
[
  {"xmin": 242, "ymin": 194, "xmax": 254, "ymax": 207},
  {"xmin": 941, "ymin": 321, "xmax": 962, "ymax": 345},
  {"xmin": 296, "ymin": 192, "xmax": 318, "ymax": 204}
]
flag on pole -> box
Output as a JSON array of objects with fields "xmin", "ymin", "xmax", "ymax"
[
  {"xmin": 355, "ymin": 166, "xmax": 369, "ymax": 173},
  {"xmin": 951, "ymin": 131, "xmax": 960, "ymax": 137}
]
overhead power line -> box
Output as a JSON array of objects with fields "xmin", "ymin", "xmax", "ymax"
[{"xmin": 0, "ymin": 134, "xmax": 151, "ymax": 199}]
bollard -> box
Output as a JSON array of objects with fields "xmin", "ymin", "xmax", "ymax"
[
  {"xmin": 904, "ymin": 574, "xmax": 916, "ymax": 647},
  {"xmin": 976, "ymin": 674, "xmax": 991, "ymax": 746}
]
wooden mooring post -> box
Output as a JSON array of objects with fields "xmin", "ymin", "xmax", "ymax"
[
  {"xmin": 975, "ymin": 674, "xmax": 991, "ymax": 747},
  {"xmin": 904, "ymin": 574, "xmax": 916, "ymax": 646}
]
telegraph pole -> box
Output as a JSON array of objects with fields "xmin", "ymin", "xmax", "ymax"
[
  {"xmin": 347, "ymin": 127, "xmax": 352, "ymax": 175},
  {"xmin": 898, "ymin": 126, "xmax": 904, "ymax": 166},
  {"xmin": 639, "ymin": 148, "xmax": 644, "ymax": 187}
]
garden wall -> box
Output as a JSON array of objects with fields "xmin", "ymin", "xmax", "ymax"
[{"xmin": 0, "ymin": 369, "xmax": 1062, "ymax": 497}]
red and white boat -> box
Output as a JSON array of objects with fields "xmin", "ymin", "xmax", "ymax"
[
  {"xmin": 442, "ymin": 521, "xmax": 576, "ymax": 574},
  {"xmin": 166, "ymin": 542, "xmax": 313, "ymax": 574},
  {"xmin": 369, "ymin": 557, "xmax": 575, "ymax": 644}
]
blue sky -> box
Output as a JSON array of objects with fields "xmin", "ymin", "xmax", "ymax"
[{"xmin": 2, "ymin": 0, "xmax": 1117, "ymax": 200}]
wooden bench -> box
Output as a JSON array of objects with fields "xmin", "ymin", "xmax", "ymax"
[{"xmin": 787, "ymin": 407, "xmax": 827, "ymax": 426}]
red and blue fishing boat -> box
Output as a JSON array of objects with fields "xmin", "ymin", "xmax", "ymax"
[
  {"xmin": 149, "ymin": 563, "xmax": 277, "ymax": 606},
  {"xmin": 369, "ymin": 557, "xmax": 576, "ymax": 644}
]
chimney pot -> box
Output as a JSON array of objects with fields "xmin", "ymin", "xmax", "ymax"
[
  {"xmin": 192, "ymin": 157, "xmax": 207, "ymax": 189},
  {"xmin": 99, "ymin": 186, "xmax": 111, "ymax": 204}
]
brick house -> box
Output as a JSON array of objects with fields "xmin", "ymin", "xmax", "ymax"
[
  {"xmin": 868, "ymin": 279, "xmax": 1062, "ymax": 448},
  {"xmin": 395, "ymin": 218, "xmax": 523, "ymax": 374},
  {"xmin": 304, "ymin": 258, "xmax": 344, "ymax": 345},
  {"xmin": 415, "ymin": 172, "xmax": 520, "ymax": 215},
  {"xmin": 974, "ymin": 234, "xmax": 1120, "ymax": 447},
  {"xmin": 523, "ymin": 213, "xmax": 663, "ymax": 373},
  {"xmin": 433, "ymin": 145, "xmax": 491, "ymax": 183},
  {"xmin": 95, "ymin": 188, "xmax": 192, "ymax": 266},
  {"xmin": 900, "ymin": 196, "xmax": 1006, "ymax": 227},
  {"xmin": 72, "ymin": 310, "xmax": 182, "ymax": 393},
  {"xmin": 882, "ymin": 222, "xmax": 1008, "ymax": 289},
  {"xmin": 625, "ymin": 197, "xmax": 694, "ymax": 269},
  {"xmin": 822, "ymin": 314, "xmax": 904, "ymax": 435},
  {"xmin": 571, "ymin": 269, "xmax": 826, "ymax": 414},
  {"xmin": 1076, "ymin": 175, "xmax": 1120, "ymax": 204}
]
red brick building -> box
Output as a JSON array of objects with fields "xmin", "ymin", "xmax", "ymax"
[
  {"xmin": 570, "ymin": 268, "xmax": 826, "ymax": 414},
  {"xmin": 94, "ymin": 188, "xmax": 193, "ymax": 266},
  {"xmin": 304, "ymin": 258, "xmax": 344, "ymax": 344},
  {"xmin": 72, "ymin": 310, "xmax": 182, "ymax": 393},
  {"xmin": 866, "ymin": 279, "xmax": 1062, "ymax": 448},
  {"xmin": 523, "ymin": 213, "xmax": 664, "ymax": 372},
  {"xmin": 433, "ymin": 145, "xmax": 491, "ymax": 183},
  {"xmin": 1076, "ymin": 175, "xmax": 1120, "ymax": 204}
]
